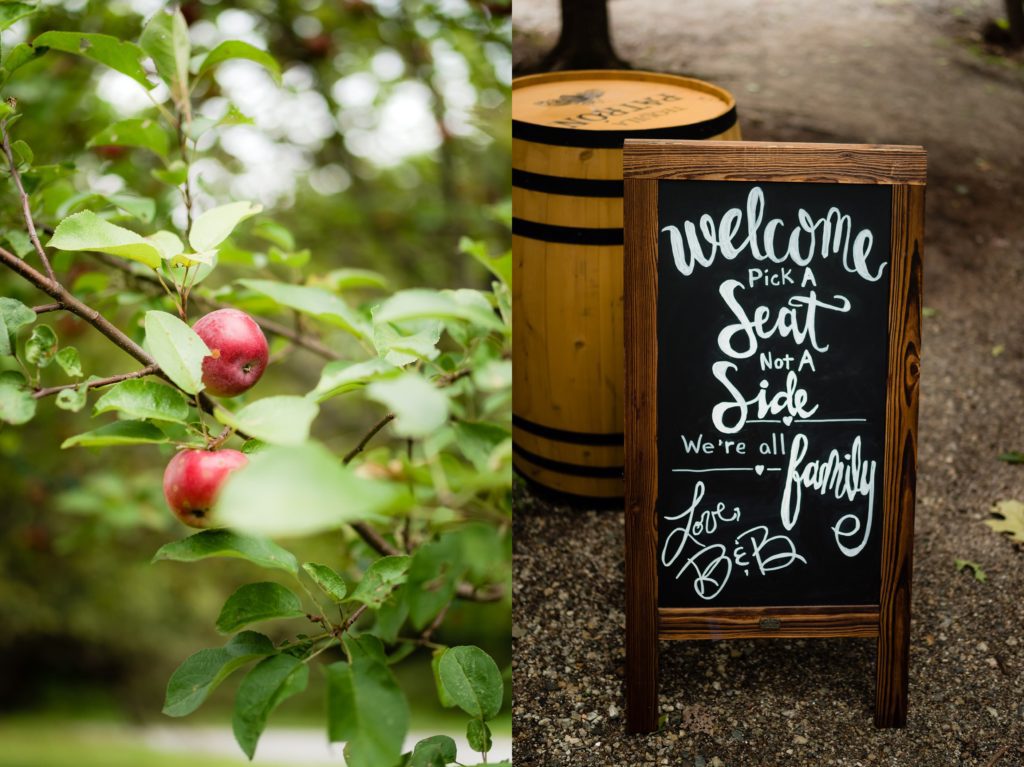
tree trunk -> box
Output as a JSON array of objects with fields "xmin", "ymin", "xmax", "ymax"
[
  {"xmin": 539, "ymin": 0, "xmax": 629, "ymax": 71},
  {"xmin": 1006, "ymin": 0, "xmax": 1024, "ymax": 47}
]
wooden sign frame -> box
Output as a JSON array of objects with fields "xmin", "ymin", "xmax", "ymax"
[{"xmin": 623, "ymin": 140, "xmax": 926, "ymax": 733}]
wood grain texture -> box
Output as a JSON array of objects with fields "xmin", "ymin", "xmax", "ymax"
[
  {"xmin": 623, "ymin": 140, "xmax": 927, "ymax": 185},
  {"xmin": 659, "ymin": 605, "xmax": 880, "ymax": 640},
  {"xmin": 875, "ymin": 183, "xmax": 925, "ymax": 728},
  {"xmin": 623, "ymin": 177, "xmax": 660, "ymax": 734}
]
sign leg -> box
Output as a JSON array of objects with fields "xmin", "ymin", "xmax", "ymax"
[{"xmin": 625, "ymin": 505, "xmax": 659, "ymax": 733}]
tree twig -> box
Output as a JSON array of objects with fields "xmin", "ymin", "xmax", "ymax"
[
  {"xmin": 342, "ymin": 413, "xmax": 395, "ymax": 465},
  {"xmin": 33, "ymin": 364, "xmax": 159, "ymax": 399},
  {"xmin": 0, "ymin": 118, "xmax": 56, "ymax": 285},
  {"xmin": 32, "ymin": 302, "xmax": 63, "ymax": 314},
  {"xmin": 0, "ymin": 245, "xmax": 151, "ymax": 364},
  {"xmin": 87, "ymin": 252, "xmax": 343, "ymax": 360}
]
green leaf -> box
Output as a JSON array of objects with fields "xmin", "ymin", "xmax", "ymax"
[
  {"xmin": 326, "ymin": 636, "xmax": 409, "ymax": 767},
  {"xmin": 373, "ymin": 317, "xmax": 442, "ymax": 367},
  {"xmin": 0, "ymin": 297, "xmax": 35, "ymax": 356},
  {"xmin": 198, "ymin": 40, "xmax": 281, "ymax": 85},
  {"xmin": 0, "ymin": 4, "xmax": 37, "ymax": 33},
  {"xmin": 153, "ymin": 529, "xmax": 299, "ymax": 575},
  {"xmin": 33, "ymin": 32, "xmax": 151, "ymax": 89},
  {"xmin": 144, "ymin": 310, "xmax": 211, "ymax": 394},
  {"xmin": 987, "ymin": 499, "xmax": 1024, "ymax": 544},
  {"xmin": 954, "ymin": 558, "xmax": 987, "ymax": 583},
  {"xmin": 140, "ymin": 8, "xmax": 190, "ymax": 92},
  {"xmin": 431, "ymin": 647, "xmax": 456, "ymax": 709},
  {"xmin": 61, "ymin": 420, "xmax": 168, "ymax": 448},
  {"xmin": 311, "ymin": 359, "xmax": 398, "ymax": 402},
  {"xmin": 375, "ymin": 289, "xmax": 504, "ymax": 332},
  {"xmin": 233, "ymin": 654, "xmax": 308, "ymax": 759},
  {"xmin": 48, "ymin": 210, "xmax": 163, "ymax": 268},
  {"xmin": 152, "ymin": 160, "xmax": 187, "ymax": 186},
  {"xmin": 250, "ymin": 220, "xmax": 294, "ymax": 251},
  {"xmin": 93, "ymin": 379, "xmax": 189, "ymax": 423},
  {"xmin": 54, "ymin": 346, "xmax": 82, "ymax": 377},
  {"xmin": 215, "ymin": 582, "xmax": 304, "ymax": 634},
  {"xmin": 3, "ymin": 230, "xmax": 33, "ymax": 258},
  {"xmin": 163, "ymin": 631, "xmax": 275, "ymax": 717},
  {"xmin": 24, "ymin": 324, "xmax": 57, "ymax": 367},
  {"xmin": 302, "ymin": 563, "xmax": 347, "ymax": 602},
  {"xmin": 237, "ymin": 279, "xmax": 370, "ymax": 340},
  {"xmin": 215, "ymin": 395, "xmax": 318, "ymax": 447},
  {"xmin": 189, "ymin": 201, "xmax": 262, "ymax": 252},
  {"xmin": 87, "ymin": 118, "xmax": 169, "ymax": 157},
  {"xmin": 466, "ymin": 719, "xmax": 492, "ymax": 754},
  {"xmin": 12, "ymin": 139, "xmax": 32, "ymax": 167},
  {"xmin": 438, "ymin": 646, "xmax": 503, "ymax": 721},
  {"xmin": 406, "ymin": 536, "xmax": 465, "ymax": 630},
  {"xmin": 410, "ymin": 735, "xmax": 457, "ymax": 767},
  {"xmin": 1, "ymin": 42, "xmax": 48, "ymax": 78},
  {"xmin": 316, "ymin": 268, "xmax": 389, "ymax": 292},
  {"xmin": 366, "ymin": 372, "xmax": 449, "ymax": 438},
  {"xmin": 348, "ymin": 555, "xmax": 411, "ymax": 609},
  {"xmin": 997, "ymin": 451, "xmax": 1024, "ymax": 465},
  {"xmin": 459, "ymin": 236, "xmax": 511, "ymax": 286},
  {"xmin": 0, "ymin": 370, "xmax": 35, "ymax": 425},
  {"xmin": 215, "ymin": 443, "xmax": 411, "ymax": 537},
  {"xmin": 56, "ymin": 376, "xmax": 100, "ymax": 413},
  {"xmin": 147, "ymin": 230, "xmax": 184, "ymax": 260},
  {"xmin": 452, "ymin": 422, "xmax": 512, "ymax": 473}
]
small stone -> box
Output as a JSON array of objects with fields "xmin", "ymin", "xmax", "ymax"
[
  {"xmin": 608, "ymin": 704, "xmax": 619, "ymax": 718},
  {"xmin": 694, "ymin": 757, "xmax": 707, "ymax": 767},
  {"xmin": 977, "ymin": 641, "xmax": 989, "ymax": 652},
  {"xmin": 793, "ymin": 734, "xmax": 809, "ymax": 745},
  {"xmin": 709, "ymin": 759, "xmax": 725, "ymax": 767}
]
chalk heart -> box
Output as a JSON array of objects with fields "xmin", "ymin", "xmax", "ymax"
[
  {"xmin": 754, "ymin": 464, "xmax": 765, "ymax": 476},
  {"xmin": 782, "ymin": 416, "xmax": 794, "ymax": 426}
]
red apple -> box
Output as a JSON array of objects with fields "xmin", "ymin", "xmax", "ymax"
[
  {"xmin": 193, "ymin": 308, "xmax": 269, "ymax": 397},
  {"xmin": 163, "ymin": 448, "xmax": 248, "ymax": 528}
]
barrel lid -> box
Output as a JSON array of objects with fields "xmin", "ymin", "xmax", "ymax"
[{"xmin": 513, "ymin": 70, "xmax": 737, "ymax": 148}]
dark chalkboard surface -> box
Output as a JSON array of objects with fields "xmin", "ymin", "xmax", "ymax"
[{"xmin": 656, "ymin": 181, "xmax": 891, "ymax": 608}]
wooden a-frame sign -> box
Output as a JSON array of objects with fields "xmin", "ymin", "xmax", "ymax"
[{"xmin": 623, "ymin": 140, "xmax": 926, "ymax": 732}]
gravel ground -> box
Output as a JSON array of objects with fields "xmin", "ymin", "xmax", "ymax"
[{"xmin": 512, "ymin": 2, "xmax": 1024, "ymax": 765}]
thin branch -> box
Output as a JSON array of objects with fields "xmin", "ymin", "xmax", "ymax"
[
  {"xmin": 1, "ymin": 119, "xmax": 56, "ymax": 285},
  {"xmin": 351, "ymin": 521, "xmax": 400, "ymax": 556},
  {"xmin": 33, "ymin": 364, "xmax": 159, "ymax": 399},
  {"xmin": 32, "ymin": 302, "xmax": 63, "ymax": 314},
  {"xmin": 435, "ymin": 367, "xmax": 472, "ymax": 387},
  {"xmin": 337, "ymin": 604, "xmax": 368, "ymax": 634},
  {"xmin": 87, "ymin": 252, "xmax": 342, "ymax": 360},
  {"xmin": 207, "ymin": 424, "xmax": 234, "ymax": 450},
  {"xmin": 0, "ymin": 245, "xmax": 151, "ymax": 364},
  {"xmin": 984, "ymin": 745, "xmax": 1009, "ymax": 767},
  {"xmin": 342, "ymin": 413, "xmax": 395, "ymax": 465}
]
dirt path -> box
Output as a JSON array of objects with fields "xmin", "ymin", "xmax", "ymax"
[{"xmin": 513, "ymin": 2, "xmax": 1024, "ymax": 765}]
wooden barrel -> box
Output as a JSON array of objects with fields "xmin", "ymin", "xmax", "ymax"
[{"xmin": 512, "ymin": 70, "xmax": 740, "ymax": 508}]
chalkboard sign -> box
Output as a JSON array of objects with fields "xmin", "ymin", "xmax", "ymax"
[{"xmin": 622, "ymin": 141, "xmax": 926, "ymax": 734}]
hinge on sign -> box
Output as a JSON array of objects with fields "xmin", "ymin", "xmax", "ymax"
[{"xmin": 759, "ymin": 617, "xmax": 781, "ymax": 631}]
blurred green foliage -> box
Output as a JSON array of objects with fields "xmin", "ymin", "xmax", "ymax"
[{"xmin": 0, "ymin": 0, "xmax": 511, "ymax": 731}]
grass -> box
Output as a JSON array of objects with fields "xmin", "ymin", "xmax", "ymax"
[{"xmin": 0, "ymin": 719, "xmax": 291, "ymax": 767}]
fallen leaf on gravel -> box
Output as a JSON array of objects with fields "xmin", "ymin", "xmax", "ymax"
[
  {"xmin": 986, "ymin": 500, "xmax": 1024, "ymax": 544},
  {"xmin": 954, "ymin": 558, "xmax": 987, "ymax": 582},
  {"xmin": 922, "ymin": 307, "xmax": 938, "ymax": 318},
  {"xmin": 997, "ymin": 451, "xmax": 1024, "ymax": 464},
  {"xmin": 991, "ymin": 344, "xmax": 1005, "ymax": 357}
]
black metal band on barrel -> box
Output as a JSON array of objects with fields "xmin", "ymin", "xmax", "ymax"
[
  {"xmin": 513, "ymin": 443, "xmax": 624, "ymax": 479},
  {"xmin": 516, "ymin": 473, "xmax": 625, "ymax": 510},
  {"xmin": 513, "ymin": 414, "xmax": 624, "ymax": 446},
  {"xmin": 512, "ymin": 106, "xmax": 737, "ymax": 149},
  {"xmin": 512, "ymin": 169, "xmax": 624, "ymax": 198},
  {"xmin": 512, "ymin": 218, "xmax": 623, "ymax": 246}
]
